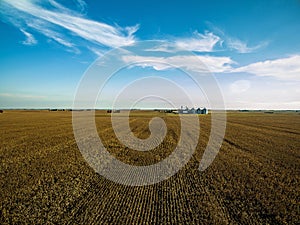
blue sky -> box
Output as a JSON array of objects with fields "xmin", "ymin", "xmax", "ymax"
[{"xmin": 0, "ymin": 0, "xmax": 299, "ymax": 109}]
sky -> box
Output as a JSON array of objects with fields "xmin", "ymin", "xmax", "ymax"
[{"xmin": 0, "ymin": 0, "xmax": 300, "ymax": 109}]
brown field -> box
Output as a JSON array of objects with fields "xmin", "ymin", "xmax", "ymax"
[{"xmin": 0, "ymin": 110, "xmax": 299, "ymax": 224}]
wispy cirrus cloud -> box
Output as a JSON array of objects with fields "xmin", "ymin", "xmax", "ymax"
[
  {"xmin": 75, "ymin": 0, "xmax": 87, "ymax": 13},
  {"xmin": 0, "ymin": 0, "xmax": 138, "ymax": 52},
  {"xmin": 207, "ymin": 23, "xmax": 268, "ymax": 53},
  {"xmin": 124, "ymin": 53, "xmax": 300, "ymax": 82},
  {"xmin": 146, "ymin": 31, "xmax": 222, "ymax": 53},
  {"xmin": 0, "ymin": 0, "xmax": 267, "ymax": 56},
  {"xmin": 173, "ymin": 31, "xmax": 221, "ymax": 52},
  {"xmin": 232, "ymin": 55, "xmax": 300, "ymax": 80},
  {"xmin": 146, "ymin": 28, "xmax": 266, "ymax": 54},
  {"xmin": 26, "ymin": 20, "xmax": 78, "ymax": 52},
  {"xmin": 122, "ymin": 54, "xmax": 235, "ymax": 73},
  {"xmin": 20, "ymin": 29, "xmax": 37, "ymax": 45},
  {"xmin": 226, "ymin": 37, "xmax": 268, "ymax": 53}
]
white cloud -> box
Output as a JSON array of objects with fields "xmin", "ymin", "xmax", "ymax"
[
  {"xmin": 232, "ymin": 55, "xmax": 300, "ymax": 80},
  {"xmin": 226, "ymin": 38, "xmax": 268, "ymax": 53},
  {"xmin": 1, "ymin": 1, "xmax": 267, "ymax": 57},
  {"xmin": 145, "ymin": 29, "xmax": 265, "ymax": 54},
  {"xmin": 1, "ymin": 0, "xmax": 138, "ymax": 51},
  {"xmin": 20, "ymin": 29, "xmax": 37, "ymax": 45},
  {"xmin": 173, "ymin": 31, "xmax": 221, "ymax": 52},
  {"xmin": 27, "ymin": 21, "xmax": 75, "ymax": 48},
  {"xmin": 87, "ymin": 46, "xmax": 104, "ymax": 56},
  {"xmin": 207, "ymin": 24, "xmax": 268, "ymax": 53},
  {"xmin": 75, "ymin": 0, "xmax": 87, "ymax": 13},
  {"xmin": 122, "ymin": 55, "xmax": 235, "ymax": 73},
  {"xmin": 145, "ymin": 31, "xmax": 221, "ymax": 53}
]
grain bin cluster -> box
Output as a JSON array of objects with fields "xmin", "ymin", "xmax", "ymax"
[{"xmin": 161, "ymin": 106, "xmax": 208, "ymax": 114}]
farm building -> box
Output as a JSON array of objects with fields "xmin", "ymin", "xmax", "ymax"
[{"xmin": 178, "ymin": 106, "xmax": 208, "ymax": 114}]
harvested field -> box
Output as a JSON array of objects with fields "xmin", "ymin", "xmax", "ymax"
[{"xmin": 0, "ymin": 111, "xmax": 299, "ymax": 224}]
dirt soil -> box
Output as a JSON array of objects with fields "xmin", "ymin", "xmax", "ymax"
[{"xmin": 0, "ymin": 111, "xmax": 299, "ymax": 224}]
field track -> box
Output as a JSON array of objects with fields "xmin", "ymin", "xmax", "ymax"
[{"xmin": 0, "ymin": 111, "xmax": 299, "ymax": 224}]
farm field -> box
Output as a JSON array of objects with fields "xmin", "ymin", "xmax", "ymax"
[{"xmin": 0, "ymin": 110, "xmax": 299, "ymax": 224}]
